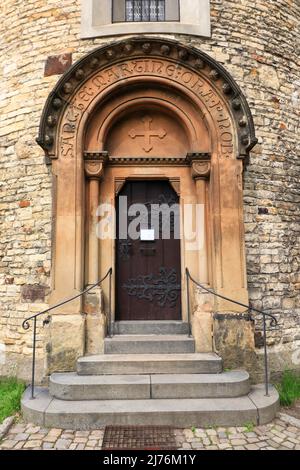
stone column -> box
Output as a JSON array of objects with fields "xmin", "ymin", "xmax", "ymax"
[
  {"xmin": 84, "ymin": 152, "xmax": 108, "ymax": 354},
  {"xmin": 187, "ymin": 153, "xmax": 213, "ymax": 353}
]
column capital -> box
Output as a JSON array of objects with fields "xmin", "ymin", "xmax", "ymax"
[
  {"xmin": 84, "ymin": 151, "xmax": 109, "ymax": 180},
  {"xmin": 186, "ymin": 153, "xmax": 211, "ymax": 180}
]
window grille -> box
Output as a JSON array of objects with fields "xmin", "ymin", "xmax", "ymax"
[{"xmin": 125, "ymin": 1, "xmax": 166, "ymax": 22}]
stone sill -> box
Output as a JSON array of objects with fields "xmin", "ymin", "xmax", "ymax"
[{"xmin": 81, "ymin": 22, "xmax": 211, "ymax": 39}]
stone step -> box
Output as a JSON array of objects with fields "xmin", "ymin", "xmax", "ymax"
[
  {"xmin": 112, "ymin": 321, "xmax": 190, "ymax": 335},
  {"xmin": 50, "ymin": 370, "xmax": 250, "ymax": 401},
  {"xmin": 22, "ymin": 385, "xmax": 279, "ymax": 430},
  {"xmin": 77, "ymin": 353, "xmax": 222, "ymax": 375},
  {"xmin": 104, "ymin": 335, "xmax": 195, "ymax": 354}
]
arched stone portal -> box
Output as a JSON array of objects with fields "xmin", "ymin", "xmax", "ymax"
[{"xmin": 38, "ymin": 38, "xmax": 258, "ymax": 374}]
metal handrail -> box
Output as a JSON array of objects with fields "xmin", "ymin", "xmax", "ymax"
[
  {"xmin": 186, "ymin": 268, "xmax": 278, "ymax": 396},
  {"xmin": 22, "ymin": 268, "xmax": 113, "ymax": 399}
]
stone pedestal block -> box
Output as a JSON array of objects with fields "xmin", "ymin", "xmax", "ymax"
[
  {"xmin": 213, "ymin": 314, "xmax": 256, "ymax": 374},
  {"xmin": 84, "ymin": 287, "xmax": 106, "ymax": 355},
  {"xmin": 193, "ymin": 291, "xmax": 214, "ymax": 352},
  {"xmin": 46, "ymin": 314, "xmax": 85, "ymax": 374}
]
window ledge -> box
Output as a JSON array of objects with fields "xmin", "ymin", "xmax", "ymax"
[{"xmin": 81, "ymin": 1, "xmax": 211, "ymax": 39}]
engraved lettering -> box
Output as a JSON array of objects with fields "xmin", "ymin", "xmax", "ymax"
[
  {"xmin": 60, "ymin": 137, "xmax": 74, "ymax": 158},
  {"xmin": 62, "ymin": 122, "xmax": 75, "ymax": 133},
  {"xmin": 106, "ymin": 67, "xmax": 120, "ymax": 82},
  {"xmin": 78, "ymin": 85, "xmax": 94, "ymax": 102},
  {"xmin": 166, "ymin": 65, "xmax": 176, "ymax": 77},
  {"xmin": 65, "ymin": 108, "xmax": 81, "ymax": 123},
  {"xmin": 118, "ymin": 62, "xmax": 134, "ymax": 76},
  {"xmin": 132, "ymin": 60, "xmax": 146, "ymax": 73},
  {"xmin": 92, "ymin": 75, "xmax": 107, "ymax": 89},
  {"xmin": 190, "ymin": 77, "xmax": 205, "ymax": 92},
  {"xmin": 182, "ymin": 72, "xmax": 193, "ymax": 84},
  {"xmin": 58, "ymin": 58, "xmax": 236, "ymax": 161},
  {"xmin": 152, "ymin": 60, "xmax": 164, "ymax": 74},
  {"xmin": 221, "ymin": 132, "xmax": 233, "ymax": 142}
]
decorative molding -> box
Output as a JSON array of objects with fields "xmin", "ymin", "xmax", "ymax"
[
  {"xmin": 84, "ymin": 152, "xmax": 109, "ymax": 179},
  {"xmin": 109, "ymin": 156, "xmax": 188, "ymax": 166},
  {"xmin": 128, "ymin": 115, "xmax": 167, "ymax": 153},
  {"xmin": 187, "ymin": 153, "xmax": 212, "ymax": 180},
  {"xmin": 37, "ymin": 37, "xmax": 257, "ymax": 162},
  {"xmin": 169, "ymin": 177, "xmax": 181, "ymax": 196},
  {"xmin": 114, "ymin": 177, "xmax": 126, "ymax": 196}
]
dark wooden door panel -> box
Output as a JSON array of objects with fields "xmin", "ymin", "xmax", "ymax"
[{"xmin": 116, "ymin": 180, "xmax": 181, "ymax": 321}]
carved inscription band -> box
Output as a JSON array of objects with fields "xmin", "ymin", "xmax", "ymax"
[{"xmin": 59, "ymin": 58, "xmax": 235, "ymax": 162}]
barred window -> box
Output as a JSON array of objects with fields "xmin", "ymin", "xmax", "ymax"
[
  {"xmin": 126, "ymin": 1, "xmax": 165, "ymax": 22},
  {"xmin": 113, "ymin": 0, "xmax": 180, "ymax": 23},
  {"xmin": 81, "ymin": 1, "xmax": 211, "ymax": 39}
]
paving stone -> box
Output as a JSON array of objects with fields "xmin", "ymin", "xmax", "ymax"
[
  {"xmin": 203, "ymin": 438, "xmax": 211, "ymax": 446},
  {"xmin": 69, "ymin": 443, "xmax": 78, "ymax": 450},
  {"xmin": 75, "ymin": 431, "xmax": 90, "ymax": 437},
  {"xmin": 230, "ymin": 439, "xmax": 247, "ymax": 446},
  {"xmin": 272, "ymin": 436, "xmax": 284, "ymax": 444},
  {"xmin": 245, "ymin": 444, "xmax": 260, "ymax": 450},
  {"xmin": 181, "ymin": 443, "xmax": 192, "ymax": 449},
  {"xmin": 76, "ymin": 444, "xmax": 86, "ymax": 450},
  {"xmin": 266, "ymin": 440, "xmax": 280, "ymax": 448},
  {"xmin": 281, "ymin": 440, "xmax": 295, "ymax": 449},
  {"xmin": 28, "ymin": 433, "xmax": 46, "ymax": 440},
  {"xmin": 287, "ymin": 426, "xmax": 299, "ymax": 433},
  {"xmin": 47, "ymin": 428, "xmax": 62, "ymax": 435},
  {"xmin": 44, "ymin": 435, "xmax": 59, "ymax": 443},
  {"xmin": 14, "ymin": 433, "xmax": 29, "ymax": 441},
  {"xmin": 14, "ymin": 441, "xmax": 25, "ymax": 449},
  {"xmin": 74, "ymin": 437, "xmax": 88, "ymax": 443},
  {"xmin": 0, "ymin": 440, "xmax": 17, "ymax": 449},
  {"xmin": 42, "ymin": 442, "xmax": 54, "ymax": 449},
  {"xmin": 25, "ymin": 426, "xmax": 41, "ymax": 434},
  {"xmin": 54, "ymin": 439, "xmax": 72, "ymax": 450},
  {"xmin": 90, "ymin": 430, "xmax": 104, "ymax": 437},
  {"xmin": 206, "ymin": 429, "xmax": 217, "ymax": 436},
  {"xmin": 23, "ymin": 440, "xmax": 43, "ymax": 448},
  {"xmin": 87, "ymin": 440, "xmax": 97, "ymax": 447},
  {"xmin": 191, "ymin": 442, "xmax": 204, "ymax": 449},
  {"xmin": 9, "ymin": 425, "xmax": 27, "ymax": 433},
  {"xmin": 218, "ymin": 443, "xmax": 231, "ymax": 450},
  {"xmin": 247, "ymin": 437, "xmax": 260, "ymax": 443}
]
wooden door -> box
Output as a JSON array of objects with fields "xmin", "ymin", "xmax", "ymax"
[{"xmin": 116, "ymin": 180, "xmax": 181, "ymax": 321}]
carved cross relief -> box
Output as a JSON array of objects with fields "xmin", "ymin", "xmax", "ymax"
[{"xmin": 129, "ymin": 115, "xmax": 167, "ymax": 152}]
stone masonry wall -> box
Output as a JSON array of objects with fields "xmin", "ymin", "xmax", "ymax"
[{"xmin": 0, "ymin": 0, "xmax": 299, "ymax": 381}]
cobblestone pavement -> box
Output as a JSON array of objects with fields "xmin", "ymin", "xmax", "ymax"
[{"xmin": 0, "ymin": 417, "xmax": 300, "ymax": 450}]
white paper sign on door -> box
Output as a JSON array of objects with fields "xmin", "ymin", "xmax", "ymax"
[{"xmin": 140, "ymin": 229, "xmax": 155, "ymax": 241}]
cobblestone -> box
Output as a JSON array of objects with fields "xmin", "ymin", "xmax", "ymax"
[{"xmin": 1, "ymin": 416, "xmax": 299, "ymax": 450}]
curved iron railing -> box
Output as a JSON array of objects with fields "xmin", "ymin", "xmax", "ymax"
[
  {"xmin": 22, "ymin": 268, "xmax": 113, "ymax": 399},
  {"xmin": 186, "ymin": 268, "xmax": 278, "ymax": 397}
]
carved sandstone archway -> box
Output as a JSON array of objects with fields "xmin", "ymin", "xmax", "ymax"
[{"xmin": 38, "ymin": 38, "xmax": 257, "ymax": 373}]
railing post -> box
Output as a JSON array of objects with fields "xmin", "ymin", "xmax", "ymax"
[
  {"xmin": 263, "ymin": 313, "xmax": 269, "ymax": 396},
  {"xmin": 186, "ymin": 269, "xmax": 192, "ymax": 338},
  {"xmin": 31, "ymin": 317, "xmax": 37, "ymax": 400},
  {"xmin": 108, "ymin": 268, "xmax": 112, "ymax": 338}
]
